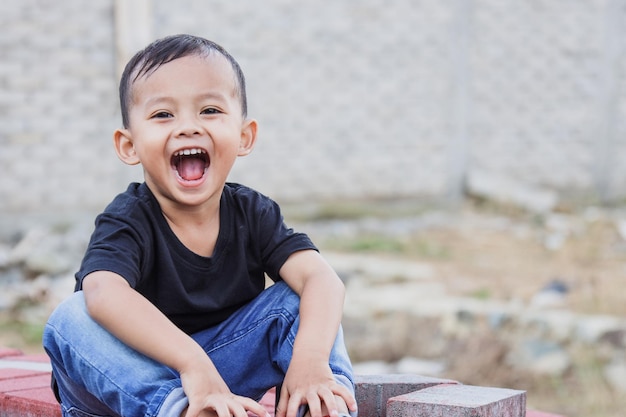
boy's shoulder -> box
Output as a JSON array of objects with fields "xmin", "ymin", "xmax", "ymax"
[
  {"xmin": 103, "ymin": 182, "xmax": 156, "ymax": 215},
  {"xmin": 223, "ymin": 182, "xmax": 276, "ymax": 207},
  {"xmin": 223, "ymin": 183, "xmax": 285, "ymax": 224},
  {"xmin": 224, "ymin": 181, "xmax": 260, "ymax": 196}
]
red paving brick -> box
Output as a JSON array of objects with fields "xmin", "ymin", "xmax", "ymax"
[
  {"xmin": 3, "ymin": 386, "xmax": 60, "ymax": 404},
  {"xmin": 0, "ymin": 348, "xmax": 60, "ymax": 417},
  {"xmin": 0, "ymin": 392, "xmax": 62, "ymax": 417},
  {"xmin": 261, "ymin": 387, "xmax": 276, "ymax": 416},
  {"xmin": 2, "ymin": 353, "xmax": 52, "ymax": 363},
  {"xmin": 0, "ymin": 374, "xmax": 51, "ymax": 392},
  {"xmin": 0, "ymin": 368, "xmax": 48, "ymax": 380},
  {"xmin": 0, "ymin": 348, "xmax": 23, "ymax": 359}
]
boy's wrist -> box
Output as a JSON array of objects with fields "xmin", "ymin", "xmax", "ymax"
[
  {"xmin": 174, "ymin": 343, "xmax": 213, "ymax": 374},
  {"xmin": 290, "ymin": 346, "xmax": 329, "ymax": 365}
]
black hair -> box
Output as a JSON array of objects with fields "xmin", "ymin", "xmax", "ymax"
[{"xmin": 119, "ymin": 34, "xmax": 247, "ymax": 128}]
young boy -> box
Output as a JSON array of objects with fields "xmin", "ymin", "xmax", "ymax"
[{"xmin": 43, "ymin": 34, "xmax": 358, "ymax": 417}]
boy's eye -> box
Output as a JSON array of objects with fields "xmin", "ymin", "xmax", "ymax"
[
  {"xmin": 201, "ymin": 108, "xmax": 221, "ymax": 115},
  {"xmin": 152, "ymin": 111, "xmax": 173, "ymax": 119}
]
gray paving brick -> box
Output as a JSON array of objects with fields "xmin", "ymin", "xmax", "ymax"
[{"xmin": 387, "ymin": 384, "xmax": 526, "ymax": 417}]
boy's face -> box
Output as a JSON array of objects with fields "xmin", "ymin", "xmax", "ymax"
[{"xmin": 114, "ymin": 54, "xmax": 256, "ymax": 209}]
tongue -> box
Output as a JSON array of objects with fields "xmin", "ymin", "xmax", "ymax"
[{"xmin": 178, "ymin": 156, "xmax": 205, "ymax": 181}]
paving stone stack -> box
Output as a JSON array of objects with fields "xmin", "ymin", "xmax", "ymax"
[{"xmin": 2, "ymin": 350, "xmax": 558, "ymax": 417}]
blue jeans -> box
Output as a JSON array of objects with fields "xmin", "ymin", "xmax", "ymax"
[{"xmin": 43, "ymin": 281, "xmax": 355, "ymax": 417}]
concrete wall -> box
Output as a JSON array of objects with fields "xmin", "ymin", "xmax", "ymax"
[
  {"xmin": 0, "ymin": 0, "xmax": 123, "ymax": 216},
  {"xmin": 2, "ymin": 0, "xmax": 626, "ymax": 221}
]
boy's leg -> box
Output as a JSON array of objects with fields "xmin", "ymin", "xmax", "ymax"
[
  {"xmin": 43, "ymin": 292, "xmax": 186, "ymax": 417},
  {"xmin": 192, "ymin": 281, "xmax": 356, "ymax": 404},
  {"xmin": 43, "ymin": 283, "xmax": 355, "ymax": 417}
]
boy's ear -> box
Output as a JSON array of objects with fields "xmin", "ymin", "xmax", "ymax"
[
  {"xmin": 238, "ymin": 119, "xmax": 258, "ymax": 157},
  {"xmin": 113, "ymin": 129, "xmax": 141, "ymax": 165}
]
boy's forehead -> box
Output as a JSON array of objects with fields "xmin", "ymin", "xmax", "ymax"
[{"xmin": 130, "ymin": 54, "xmax": 239, "ymax": 101}]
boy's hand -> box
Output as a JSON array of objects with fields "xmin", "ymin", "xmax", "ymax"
[
  {"xmin": 180, "ymin": 362, "xmax": 269, "ymax": 417},
  {"xmin": 275, "ymin": 352, "xmax": 356, "ymax": 417}
]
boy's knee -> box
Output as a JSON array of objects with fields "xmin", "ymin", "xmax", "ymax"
[
  {"xmin": 45, "ymin": 291, "xmax": 92, "ymax": 334},
  {"xmin": 49, "ymin": 291, "xmax": 86, "ymax": 318},
  {"xmin": 269, "ymin": 281, "xmax": 300, "ymax": 313}
]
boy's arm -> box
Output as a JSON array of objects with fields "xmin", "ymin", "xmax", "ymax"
[
  {"xmin": 82, "ymin": 271, "xmax": 269, "ymax": 417},
  {"xmin": 276, "ymin": 250, "xmax": 358, "ymax": 417}
]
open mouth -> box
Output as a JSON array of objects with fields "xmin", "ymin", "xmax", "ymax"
[{"xmin": 171, "ymin": 148, "xmax": 209, "ymax": 182}]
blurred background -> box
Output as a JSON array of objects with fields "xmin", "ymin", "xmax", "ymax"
[{"xmin": 1, "ymin": 1, "xmax": 626, "ymax": 416}]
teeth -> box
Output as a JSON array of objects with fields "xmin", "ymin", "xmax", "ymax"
[{"xmin": 174, "ymin": 148, "xmax": 205, "ymax": 156}]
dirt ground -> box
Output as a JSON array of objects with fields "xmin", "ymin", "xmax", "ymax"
[
  {"xmin": 420, "ymin": 209, "xmax": 626, "ymax": 317},
  {"xmin": 437, "ymin": 209, "xmax": 626, "ymax": 417},
  {"xmin": 419, "ymin": 215, "xmax": 626, "ymax": 417}
]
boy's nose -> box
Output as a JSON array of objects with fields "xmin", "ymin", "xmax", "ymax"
[{"xmin": 174, "ymin": 117, "xmax": 202, "ymax": 137}]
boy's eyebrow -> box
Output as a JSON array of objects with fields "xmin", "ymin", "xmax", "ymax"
[
  {"xmin": 142, "ymin": 91, "xmax": 232, "ymax": 108},
  {"xmin": 196, "ymin": 91, "xmax": 234, "ymax": 102}
]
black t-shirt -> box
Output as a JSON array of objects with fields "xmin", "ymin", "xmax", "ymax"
[{"xmin": 75, "ymin": 182, "xmax": 317, "ymax": 334}]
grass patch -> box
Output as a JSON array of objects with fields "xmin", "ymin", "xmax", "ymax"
[
  {"xmin": 282, "ymin": 199, "xmax": 435, "ymax": 222},
  {"xmin": 469, "ymin": 288, "xmax": 491, "ymax": 300},
  {"xmin": 324, "ymin": 235, "xmax": 407, "ymax": 254},
  {"xmin": 0, "ymin": 317, "xmax": 45, "ymax": 351},
  {"xmin": 321, "ymin": 234, "xmax": 452, "ymax": 260},
  {"xmin": 413, "ymin": 239, "xmax": 451, "ymax": 259}
]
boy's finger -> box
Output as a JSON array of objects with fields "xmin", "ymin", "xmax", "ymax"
[
  {"xmin": 305, "ymin": 392, "xmax": 322, "ymax": 417},
  {"xmin": 341, "ymin": 392, "xmax": 357, "ymax": 413},
  {"xmin": 237, "ymin": 396, "xmax": 270, "ymax": 417},
  {"xmin": 275, "ymin": 388, "xmax": 289, "ymax": 417},
  {"xmin": 315, "ymin": 388, "xmax": 337, "ymax": 417},
  {"xmin": 183, "ymin": 402, "xmax": 202, "ymax": 417},
  {"xmin": 330, "ymin": 385, "xmax": 357, "ymax": 412},
  {"xmin": 212, "ymin": 402, "xmax": 231, "ymax": 417},
  {"xmin": 230, "ymin": 403, "xmax": 251, "ymax": 417},
  {"xmin": 285, "ymin": 392, "xmax": 306, "ymax": 417}
]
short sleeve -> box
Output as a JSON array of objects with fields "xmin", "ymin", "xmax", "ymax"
[{"xmin": 234, "ymin": 186, "xmax": 317, "ymax": 281}]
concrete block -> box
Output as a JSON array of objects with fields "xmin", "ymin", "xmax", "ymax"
[
  {"xmin": 354, "ymin": 374, "xmax": 458, "ymax": 417},
  {"xmin": 387, "ymin": 384, "xmax": 526, "ymax": 417}
]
